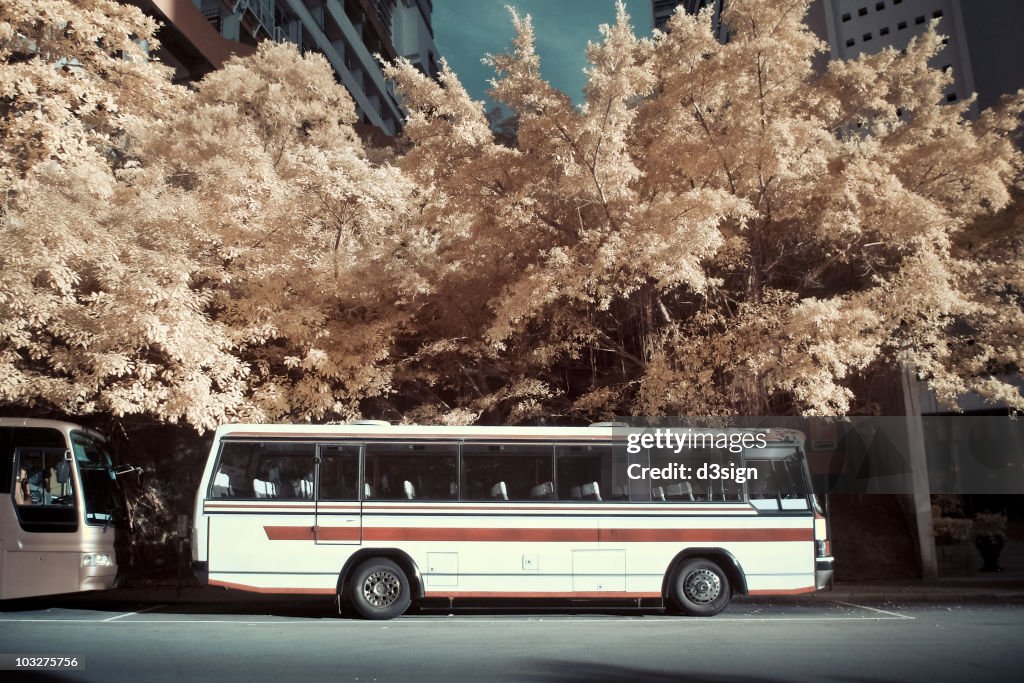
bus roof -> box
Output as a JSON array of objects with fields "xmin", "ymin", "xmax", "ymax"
[
  {"xmin": 214, "ymin": 423, "xmax": 806, "ymax": 444},
  {"xmin": 0, "ymin": 417, "xmax": 107, "ymax": 442}
]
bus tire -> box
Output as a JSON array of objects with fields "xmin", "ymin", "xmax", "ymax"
[
  {"xmin": 669, "ymin": 558, "xmax": 731, "ymax": 617},
  {"xmin": 349, "ymin": 557, "xmax": 412, "ymax": 620}
]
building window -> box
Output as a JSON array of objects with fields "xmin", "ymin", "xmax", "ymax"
[
  {"xmin": 897, "ymin": 20, "xmax": 907, "ymax": 29},
  {"xmin": 863, "ymin": 32, "xmax": 872, "ymax": 41},
  {"xmin": 880, "ymin": 26, "xmax": 890, "ymax": 36},
  {"xmin": 942, "ymin": 63, "xmax": 952, "ymax": 72},
  {"xmin": 946, "ymin": 93, "xmax": 957, "ymax": 102},
  {"xmin": 933, "ymin": 10, "xmax": 943, "ymax": 19},
  {"xmin": 876, "ymin": 2, "xmax": 885, "ymax": 10},
  {"xmin": 842, "ymin": 12, "xmax": 851, "ymax": 22},
  {"xmin": 894, "ymin": 0, "xmax": 903, "ymax": 4},
  {"xmin": 846, "ymin": 38, "xmax": 856, "ymax": 47},
  {"xmin": 858, "ymin": 7, "xmax": 868, "ymax": 16},
  {"xmin": 915, "ymin": 15, "xmax": 925, "ymax": 24}
]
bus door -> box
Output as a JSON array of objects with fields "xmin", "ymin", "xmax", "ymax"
[{"xmin": 314, "ymin": 444, "xmax": 362, "ymax": 545}]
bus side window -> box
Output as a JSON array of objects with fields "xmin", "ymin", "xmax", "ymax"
[
  {"xmin": 555, "ymin": 445, "xmax": 617, "ymax": 503},
  {"xmin": 211, "ymin": 442, "xmax": 315, "ymax": 500},
  {"xmin": 460, "ymin": 444, "xmax": 553, "ymax": 502},
  {"xmin": 318, "ymin": 445, "xmax": 360, "ymax": 500},
  {"xmin": 365, "ymin": 443, "xmax": 457, "ymax": 501}
]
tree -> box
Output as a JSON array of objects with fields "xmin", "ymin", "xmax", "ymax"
[
  {"xmin": 0, "ymin": 4, "xmax": 430, "ymax": 429},
  {"xmin": 1, "ymin": 0, "xmax": 1021, "ymax": 430},
  {"xmin": 382, "ymin": 0, "xmax": 1023, "ymax": 421}
]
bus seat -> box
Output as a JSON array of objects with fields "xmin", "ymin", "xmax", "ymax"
[
  {"xmin": 212, "ymin": 472, "xmax": 233, "ymax": 498},
  {"xmin": 490, "ymin": 482, "xmax": 509, "ymax": 500},
  {"xmin": 293, "ymin": 478, "xmax": 313, "ymax": 499},
  {"xmin": 530, "ymin": 482, "xmax": 554, "ymax": 499},
  {"xmin": 364, "ymin": 482, "xmax": 373, "ymax": 499},
  {"xmin": 653, "ymin": 486, "xmax": 666, "ymax": 501},
  {"xmin": 253, "ymin": 478, "xmax": 277, "ymax": 499},
  {"xmin": 666, "ymin": 482, "xmax": 694, "ymax": 501},
  {"xmin": 580, "ymin": 482, "xmax": 601, "ymax": 501},
  {"xmin": 403, "ymin": 480, "xmax": 416, "ymax": 500},
  {"xmin": 569, "ymin": 486, "xmax": 582, "ymax": 499}
]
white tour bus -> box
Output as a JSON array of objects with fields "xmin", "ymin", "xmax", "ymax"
[
  {"xmin": 1, "ymin": 418, "xmax": 127, "ymax": 600},
  {"xmin": 192, "ymin": 422, "xmax": 834, "ymax": 619}
]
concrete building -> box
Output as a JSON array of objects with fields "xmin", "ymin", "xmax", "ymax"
[{"xmin": 131, "ymin": 1, "xmax": 442, "ymax": 136}]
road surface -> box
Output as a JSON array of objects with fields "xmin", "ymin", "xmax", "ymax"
[{"xmin": 1, "ymin": 597, "xmax": 1021, "ymax": 682}]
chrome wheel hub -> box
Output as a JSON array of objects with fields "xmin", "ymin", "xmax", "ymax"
[
  {"xmin": 683, "ymin": 569, "xmax": 721, "ymax": 604},
  {"xmin": 362, "ymin": 570, "xmax": 400, "ymax": 608}
]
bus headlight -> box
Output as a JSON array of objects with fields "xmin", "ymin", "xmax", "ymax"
[{"xmin": 82, "ymin": 553, "xmax": 113, "ymax": 567}]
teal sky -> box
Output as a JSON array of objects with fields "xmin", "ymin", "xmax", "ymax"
[{"xmin": 432, "ymin": 0, "xmax": 655, "ymax": 107}]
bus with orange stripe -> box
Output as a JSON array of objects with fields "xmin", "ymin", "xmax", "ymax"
[{"xmin": 191, "ymin": 422, "xmax": 834, "ymax": 619}]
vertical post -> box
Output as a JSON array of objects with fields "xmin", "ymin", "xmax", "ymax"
[{"xmin": 900, "ymin": 360, "xmax": 938, "ymax": 579}]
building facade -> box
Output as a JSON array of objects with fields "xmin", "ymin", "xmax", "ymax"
[{"xmin": 132, "ymin": 0, "xmax": 442, "ymax": 136}]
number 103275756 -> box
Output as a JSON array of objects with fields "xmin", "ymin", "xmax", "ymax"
[{"xmin": 4, "ymin": 656, "xmax": 82, "ymax": 670}]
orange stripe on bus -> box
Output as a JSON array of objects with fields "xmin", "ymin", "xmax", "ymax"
[
  {"xmin": 424, "ymin": 591, "xmax": 662, "ymax": 599},
  {"xmin": 747, "ymin": 586, "xmax": 817, "ymax": 595},
  {"xmin": 262, "ymin": 526, "xmax": 812, "ymax": 543},
  {"xmin": 600, "ymin": 528, "xmax": 812, "ymax": 543}
]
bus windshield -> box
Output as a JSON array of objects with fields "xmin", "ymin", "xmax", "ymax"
[{"xmin": 70, "ymin": 431, "xmax": 123, "ymax": 525}]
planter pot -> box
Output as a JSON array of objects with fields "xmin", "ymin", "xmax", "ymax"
[{"xmin": 975, "ymin": 535, "xmax": 1005, "ymax": 572}]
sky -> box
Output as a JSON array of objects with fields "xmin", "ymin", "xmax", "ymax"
[{"xmin": 432, "ymin": 0, "xmax": 654, "ymax": 108}]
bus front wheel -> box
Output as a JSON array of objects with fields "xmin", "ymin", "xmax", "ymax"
[
  {"xmin": 348, "ymin": 557, "xmax": 412, "ymax": 620},
  {"xmin": 669, "ymin": 558, "xmax": 731, "ymax": 617}
]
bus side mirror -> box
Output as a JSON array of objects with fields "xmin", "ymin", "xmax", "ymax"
[{"xmin": 56, "ymin": 460, "xmax": 71, "ymax": 484}]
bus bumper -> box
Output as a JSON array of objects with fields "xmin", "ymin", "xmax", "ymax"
[
  {"xmin": 815, "ymin": 558, "xmax": 834, "ymax": 590},
  {"xmin": 192, "ymin": 561, "xmax": 209, "ymax": 585},
  {"xmin": 80, "ymin": 564, "xmax": 117, "ymax": 592}
]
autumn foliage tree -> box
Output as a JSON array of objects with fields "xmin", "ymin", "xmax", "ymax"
[
  {"xmin": 0, "ymin": 0, "xmax": 1021, "ymax": 430},
  {"xmin": 383, "ymin": 0, "xmax": 1024, "ymax": 421}
]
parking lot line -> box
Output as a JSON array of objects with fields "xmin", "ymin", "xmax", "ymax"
[
  {"xmin": 833, "ymin": 601, "xmax": 915, "ymax": 619},
  {"xmin": 0, "ymin": 614, "xmax": 910, "ymax": 625},
  {"xmin": 101, "ymin": 604, "xmax": 167, "ymax": 622}
]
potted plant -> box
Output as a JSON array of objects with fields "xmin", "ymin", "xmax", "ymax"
[{"xmin": 972, "ymin": 512, "xmax": 1008, "ymax": 572}]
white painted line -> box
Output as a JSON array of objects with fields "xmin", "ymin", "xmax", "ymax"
[
  {"xmin": 0, "ymin": 615, "xmax": 907, "ymax": 625},
  {"xmin": 101, "ymin": 604, "xmax": 168, "ymax": 622},
  {"xmin": 833, "ymin": 600, "xmax": 915, "ymax": 620}
]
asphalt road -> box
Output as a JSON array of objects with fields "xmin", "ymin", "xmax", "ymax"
[{"xmin": 1, "ymin": 598, "xmax": 1021, "ymax": 682}]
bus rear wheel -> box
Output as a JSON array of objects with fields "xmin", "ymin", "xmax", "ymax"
[
  {"xmin": 669, "ymin": 558, "xmax": 731, "ymax": 617},
  {"xmin": 348, "ymin": 557, "xmax": 412, "ymax": 620}
]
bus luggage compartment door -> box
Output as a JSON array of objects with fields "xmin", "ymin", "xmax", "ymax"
[
  {"xmin": 571, "ymin": 549, "xmax": 625, "ymax": 592},
  {"xmin": 314, "ymin": 444, "xmax": 362, "ymax": 545}
]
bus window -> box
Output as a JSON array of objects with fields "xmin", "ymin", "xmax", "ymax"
[
  {"xmin": 365, "ymin": 443, "xmax": 457, "ymax": 501},
  {"xmin": 70, "ymin": 431, "xmax": 122, "ymax": 524},
  {"xmin": 555, "ymin": 445, "xmax": 625, "ymax": 502},
  {"xmin": 460, "ymin": 444, "xmax": 553, "ymax": 501},
  {"xmin": 648, "ymin": 448, "xmax": 743, "ymax": 502},
  {"xmin": 210, "ymin": 442, "xmax": 316, "ymax": 500},
  {"xmin": 745, "ymin": 452, "xmax": 810, "ymax": 511},
  {"xmin": 14, "ymin": 448, "xmax": 74, "ymax": 507},
  {"xmin": 318, "ymin": 445, "xmax": 360, "ymax": 500}
]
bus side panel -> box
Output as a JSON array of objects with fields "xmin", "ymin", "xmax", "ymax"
[
  {"xmin": 362, "ymin": 505, "xmax": 596, "ymax": 597},
  {"xmin": 598, "ymin": 509, "xmax": 817, "ymax": 596},
  {"xmin": 204, "ymin": 501, "xmax": 350, "ymax": 593}
]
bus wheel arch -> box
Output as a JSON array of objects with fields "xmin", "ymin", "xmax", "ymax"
[
  {"xmin": 337, "ymin": 549, "xmax": 423, "ymax": 610},
  {"xmin": 662, "ymin": 549, "xmax": 747, "ymax": 615}
]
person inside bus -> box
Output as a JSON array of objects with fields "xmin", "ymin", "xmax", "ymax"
[
  {"xmin": 15, "ymin": 467, "xmax": 32, "ymax": 505},
  {"xmin": 24, "ymin": 465, "xmax": 49, "ymax": 505}
]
